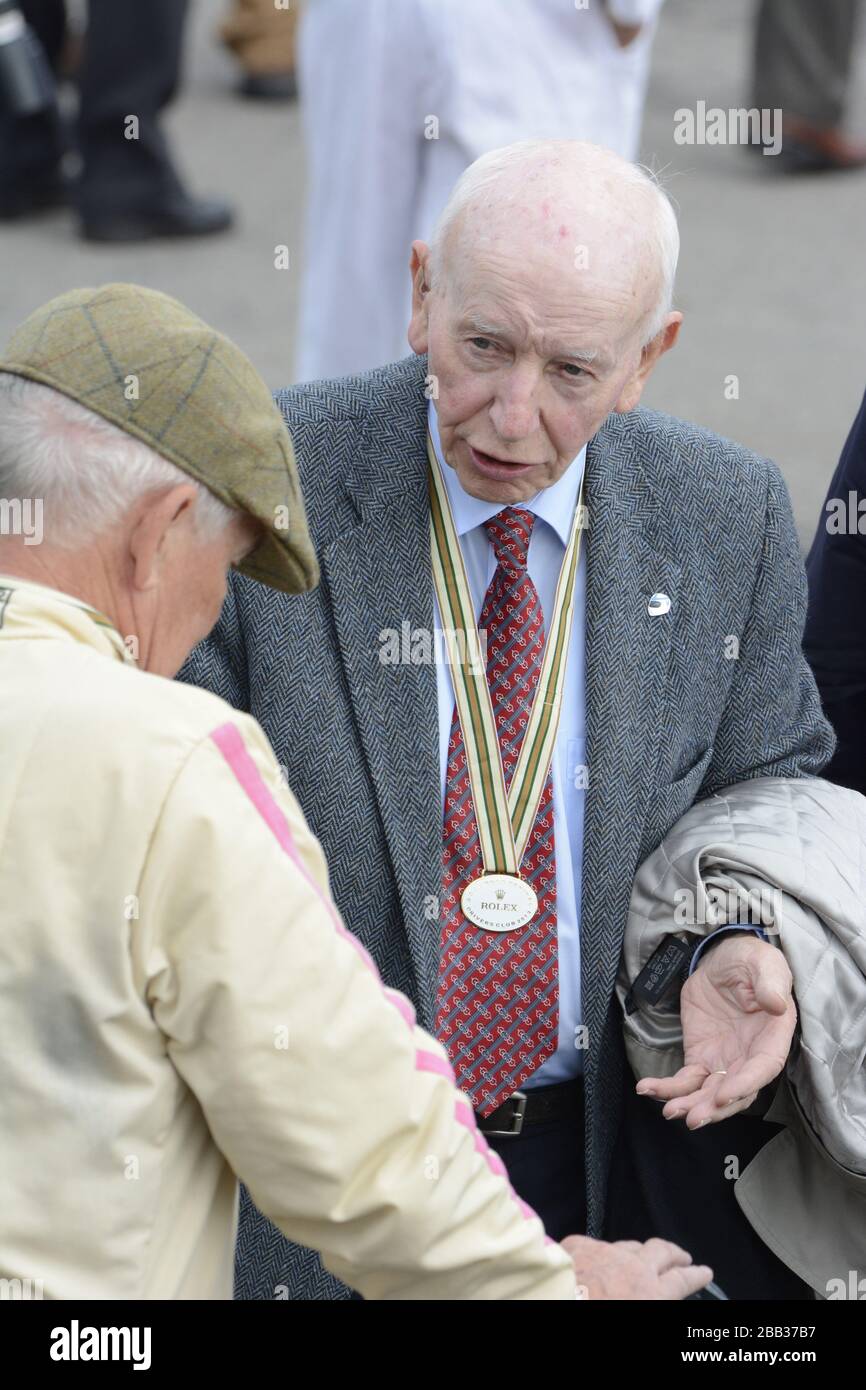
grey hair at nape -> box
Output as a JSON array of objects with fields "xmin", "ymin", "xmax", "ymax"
[
  {"xmin": 0, "ymin": 372, "xmax": 235, "ymax": 547},
  {"xmin": 427, "ymin": 139, "xmax": 680, "ymax": 347}
]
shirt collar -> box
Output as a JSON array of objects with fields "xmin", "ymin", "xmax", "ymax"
[
  {"xmin": 427, "ymin": 399, "xmax": 586, "ymax": 545},
  {"xmin": 0, "ymin": 574, "xmax": 137, "ymax": 666}
]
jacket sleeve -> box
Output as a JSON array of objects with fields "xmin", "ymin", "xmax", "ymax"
[
  {"xmin": 136, "ymin": 714, "xmax": 576, "ymax": 1301},
  {"xmin": 176, "ymin": 572, "xmax": 250, "ymax": 713},
  {"xmin": 803, "ymin": 387, "xmax": 866, "ymax": 797},
  {"xmin": 702, "ymin": 461, "xmax": 836, "ymax": 797}
]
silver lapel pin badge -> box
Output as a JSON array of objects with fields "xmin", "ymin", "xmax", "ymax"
[{"xmin": 648, "ymin": 592, "xmax": 671, "ymax": 617}]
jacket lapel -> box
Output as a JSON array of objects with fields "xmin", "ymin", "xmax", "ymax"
[
  {"xmin": 319, "ymin": 367, "xmax": 442, "ymax": 1025},
  {"xmin": 580, "ymin": 417, "xmax": 681, "ymax": 1096}
]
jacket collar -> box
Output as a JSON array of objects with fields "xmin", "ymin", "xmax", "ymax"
[{"xmin": 0, "ymin": 575, "xmax": 136, "ymax": 666}]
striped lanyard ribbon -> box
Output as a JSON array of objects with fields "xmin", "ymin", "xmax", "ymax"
[{"xmin": 427, "ymin": 432, "xmax": 585, "ymax": 876}]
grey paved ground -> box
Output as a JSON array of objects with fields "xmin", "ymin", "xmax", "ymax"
[
  {"xmin": 640, "ymin": 0, "xmax": 866, "ymax": 542},
  {"xmin": 2, "ymin": 0, "xmax": 865, "ymax": 541}
]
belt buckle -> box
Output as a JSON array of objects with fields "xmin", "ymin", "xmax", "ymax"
[{"xmin": 482, "ymin": 1090, "xmax": 528, "ymax": 1138}]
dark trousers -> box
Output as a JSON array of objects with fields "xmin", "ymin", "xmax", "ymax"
[
  {"xmin": 0, "ymin": 0, "xmax": 190, "ymax": 212},
  {"xmin": 486, "ymin": 1084, "xmax": 587, "ymax": 1242},
  {"xmin": 0, "ymin": 0, "xmax": 66, "ymax": 188},
  {"xmin": 753, "ymin": 0, "xmax": 862, "ymax": 128},
  {"xmin": 487, "ymin": 1076, "xmax": 813, "ymax": 1300},
  {"xmin": 604, "ymin": 1076, "xmax": 814, "ymax": 1301}
]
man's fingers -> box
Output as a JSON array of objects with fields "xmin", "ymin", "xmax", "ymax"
[
  {"xmin": 639, "ymin": 1237, "xmax": 698, "ymax": 1274},
  {"xmin": 659, "ymin": 1262, "xmax": 714, "ymax": 1300},
  {"xmin": 684, "ymin": 1092, "xmax": 758, "ymax": 1129},
  {"xmin": 661, "ymin": 1088, "xmax": 709, "ymax": 1119},
  {"xmin": 639, "ymin": 1239, "xmax": 715, "ymax": 1298},
  {"xmin": 714, "ymin": 1054, "xmax": 782, "ymax": 1106},
  {"xmin": 636, "ymin": 1064, "xmax": 708, "ymax": 1100},
  {"xmin": 753, "ymin": 978, "xmax": 792, "ymax": 1015},
  {"xmin": 661, "ymin": 1068, "xmax": 755, "ymax": 1125},
  {"xmin": 565, "ymin": 1235, "xmax": 713, "ymax": 1299},
  {"xmin": 749, "ymin": 949, "xmax": 794, "ymax": 1013},
  {"xmin": 660, "ymin": 1067, "xmax": 727, "ymax": 1120},
  {"xmin": 611, "ymin": 20, "xmax": 643, "ymax": 48}
]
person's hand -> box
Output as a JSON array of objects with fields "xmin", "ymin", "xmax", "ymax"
[
  {"xmin": 636, "ymin": 934, "xmax": 796, "ymax": 1128},
  {"xmin": 610, "ymin": 21, "xmax": 642, "ymax": 47},
  {"xmin": 602, "ymin": 4, "xmax": 643, "ymax": 47},
  {"xmin": 561, "ymin": 1234, "xmax": 712, "ymax": 1300}
]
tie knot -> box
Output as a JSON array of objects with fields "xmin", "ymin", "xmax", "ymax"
[{"xmin": 484, "ymin": 507, "xmax": 535, "ymax": 577}]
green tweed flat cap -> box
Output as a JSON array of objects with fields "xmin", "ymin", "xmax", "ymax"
[{"xmin": 0, "ymin": 283, "xmax": 319, "ymax": 595}]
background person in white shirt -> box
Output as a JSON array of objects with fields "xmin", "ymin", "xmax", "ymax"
[{"xmin": 295, "ymin": 0, "xmax": 666, "ymax": 381}]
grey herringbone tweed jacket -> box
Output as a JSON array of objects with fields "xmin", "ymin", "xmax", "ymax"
[{"xmin": 179, "ymin": 352, "xmax": 834, "ymax": 1300}]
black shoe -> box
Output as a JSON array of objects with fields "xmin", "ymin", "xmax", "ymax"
[
  {"xmin": 0, "ymin": 169, "xmax": 68, "ymax": 220},
  {"xmin": 239, "ymin": 72, "xmax": 297, "ymax": 101},
  {"xmin": 776, "ymin": 132, "xmax": 866, "ymax": 174},
  {"xmin": 80, "ymin": 193, "xmax": 234, "ymax": 243},
  {"xmin": 745, "ymin": 122, "xmax": 866, "ymax": 174}
]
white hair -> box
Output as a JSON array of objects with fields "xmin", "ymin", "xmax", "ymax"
[
  {"xmin": 0, "ymin": 371, "xmax": 235, "ymax": 547},
  {"xmin": 428, "ymin": 140, "xmax": 680, "ymax": 346}
]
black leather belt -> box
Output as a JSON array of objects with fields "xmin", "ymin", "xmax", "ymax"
[{"xmin": 475, "ymin": 1078, "xmax": 584, "ymax": 1138}]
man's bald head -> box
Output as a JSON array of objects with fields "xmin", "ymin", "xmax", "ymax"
[
  {"xmin": 408, "ymin": 140, "xmax": 683, "ymax": 504},
  {"xmin": 428, "ymin": 140, "xmax": 679, "ymax": 348}
]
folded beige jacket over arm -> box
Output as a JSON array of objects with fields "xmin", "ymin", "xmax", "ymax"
[{"xmin": 618, "ymin": 776, "xmax": 866, "ymax": 1296}]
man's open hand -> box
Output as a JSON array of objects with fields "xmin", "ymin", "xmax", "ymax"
[
  {"xmin": 562, "ymin": 1235, "xmax": 712, "ymax": 1300},
  {"xmin": 635, "ymin": 934, "xmax": 796, "ymax": 1128}
]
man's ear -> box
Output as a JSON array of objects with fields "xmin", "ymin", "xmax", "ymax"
[
  {"xmin": 613, "ymin": 312, "xmax": 683, "ymax": 414},
  {"xmin": 407, "ymin": 240, "xmax": 433, "ymax": 354},
  {"xmin": 128, "ymin": 483, "xmax": 199, "ymax": 592}
]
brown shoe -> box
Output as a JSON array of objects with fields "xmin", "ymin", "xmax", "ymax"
[{"xmin": 778, "ymin": 120, "xmax": 866, "ymax": 173}]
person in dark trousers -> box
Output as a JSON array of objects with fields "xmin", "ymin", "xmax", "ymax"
[
  {"xmin": 752, "ymin": 0, "xmax": 866, "ymax": 172},
  {"xmin": 804, "ymin": 389, "xmax": 866, "ymax": 796},
  {"xmin": 0, "ymin": 0, "xmax": 232, "ymax": 239}
]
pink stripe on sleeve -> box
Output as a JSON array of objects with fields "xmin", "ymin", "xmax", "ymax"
[
  {"xmin": 210, "ymin": 721, "xmax": 383, "ymax": 983},
  {"xmin": 415, "ymin": 1049, "xmax": 453, "ymax": 1082},
  {"xmin": 455, "ymin": 1100, "xmax": 478, "ymax": 1131},
  {"xmin": 385, "ymin": 988, "xmax": 416, "ymax": 1030},
  {"xmin": 210, "ymin": 719, "xmax": 549, "ymax": 1236}
]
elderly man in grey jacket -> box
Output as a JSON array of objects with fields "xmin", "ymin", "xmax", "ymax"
[{"xmin": 181, "ymin": 139, "xmax": 835, "ymax": 1300}]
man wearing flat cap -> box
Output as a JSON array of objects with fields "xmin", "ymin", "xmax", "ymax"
[
  {"xmin": 0, "ymin": 282, "xmax": 714, "ymax": 1301},
  {"xmin": 183, "ymin": 139, "xmax": 836, "ymax": 1301}
]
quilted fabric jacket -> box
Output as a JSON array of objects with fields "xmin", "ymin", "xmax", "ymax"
[{"xmin": 619, "ymin": 776, "xmax": 866, "ymax": 1296}]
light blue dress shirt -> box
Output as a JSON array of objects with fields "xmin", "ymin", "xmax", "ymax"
[{"xmin": 428, "ymin": 400, "xmax": 588, "ymax": 1086}]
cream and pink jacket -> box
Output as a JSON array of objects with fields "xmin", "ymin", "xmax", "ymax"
[{"xmin": 0, "ymin": 576, "xmax": 576, "ymax": 1300}]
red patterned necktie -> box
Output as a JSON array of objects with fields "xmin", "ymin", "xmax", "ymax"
[{"xmin": 436, "ymin": 506, "xmax": 559, "ymax": 1116}]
